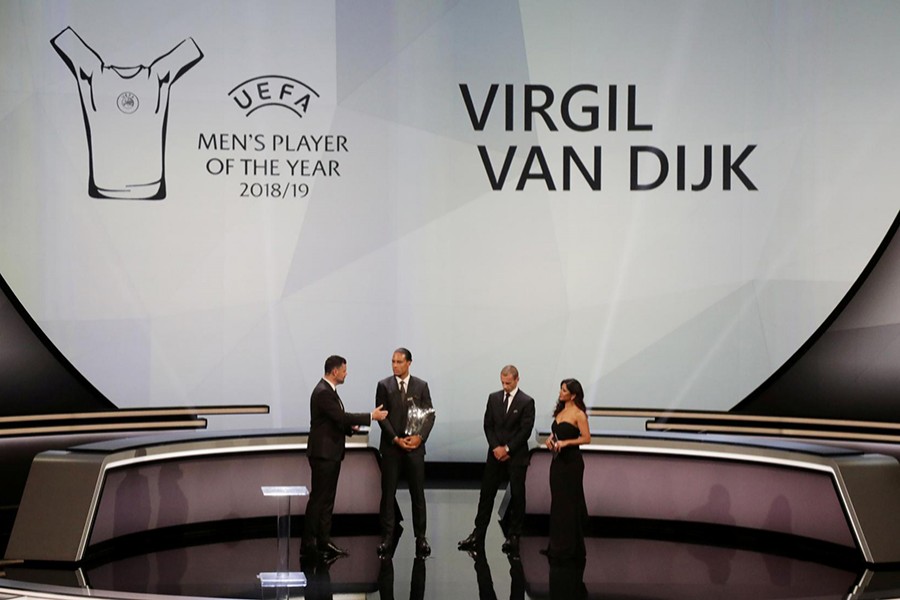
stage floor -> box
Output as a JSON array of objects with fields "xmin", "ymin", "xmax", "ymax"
[{"xmin": 2, "ymin": 488, "xmax": 896, "ymax": 599}]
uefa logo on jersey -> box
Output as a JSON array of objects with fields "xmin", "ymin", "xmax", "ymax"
[
  {"xmin": 51, "ymin": 26, "xmax": 203, "ymax": 200},
  {"xmin": 117, "ymin": 92, "xmax": 139, "ymax": 114}
]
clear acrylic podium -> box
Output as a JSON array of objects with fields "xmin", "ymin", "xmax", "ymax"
[{"xmin": 257, "ymin": 485, "xmax": 309, "ymax": 587}]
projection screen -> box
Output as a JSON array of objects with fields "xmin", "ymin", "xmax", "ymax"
[{"xmin": 1, "ymin": 1, "xmax": 899, "ymax": 460}]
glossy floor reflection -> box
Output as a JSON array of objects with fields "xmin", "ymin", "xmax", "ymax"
[{"xmin": 5, "ymin": 489, "xmax": 900, "ymax": 599}]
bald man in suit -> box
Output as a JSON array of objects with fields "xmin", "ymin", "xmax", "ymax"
[{"xmin": 458, "ymin": 365, "xmax": 535, "ymax": 557}]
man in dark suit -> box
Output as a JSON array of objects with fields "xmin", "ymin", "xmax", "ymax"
[
  {"xmin": 458, "ymin": 365, "xmax": 535, "ymax": 557},
  {"xmin": 376, "ymin": 347, "xmax": 435, "ymax": 558},
  {"xmin": 302, "ymin": 355, "xmax": 388, "ymax": 560}
]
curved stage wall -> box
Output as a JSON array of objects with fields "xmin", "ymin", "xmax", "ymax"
[
  {"xmin": 5, "ymin": 430, "xmax": 380, "ymax": 563},
  {"xmin": 526, "ymin": 432, "xmax": 900, "ymax": 565},
  {"xmin": 0, "ymin": 275, "xmax": 115, "ymax": 416},
  {"xmin": 736, "ymin": 213, "xmax": 900, "ymax": 420},
  {"xmin": 0, "ymin": 1, "xmax": 899, "ymax": 463}
]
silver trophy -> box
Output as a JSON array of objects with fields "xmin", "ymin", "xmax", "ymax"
[{"xmin": 404, "ymin": 397, "xmax": 435, "ymax": 436}]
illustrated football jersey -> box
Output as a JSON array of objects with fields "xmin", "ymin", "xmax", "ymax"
[{"xmin": 51, "ymin": 27, "xmax": 203, "ymax": 199}]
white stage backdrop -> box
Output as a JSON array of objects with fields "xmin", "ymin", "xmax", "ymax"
[{"xmin": 1, "ymin": 1, "xmax": 899, "ymax": 460}]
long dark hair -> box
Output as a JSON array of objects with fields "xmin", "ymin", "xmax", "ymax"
[{"xmin": 553, "ymin": 378, "xmax": 587, "ymax": 417}]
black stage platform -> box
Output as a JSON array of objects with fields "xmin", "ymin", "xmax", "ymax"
[
  {"xmin": 4, "ymin": 488, "xmax": 900, "ymax": 599},
  {"xmin": 5, "ymin": 428, "xmax": 900, "ymax": 598}
]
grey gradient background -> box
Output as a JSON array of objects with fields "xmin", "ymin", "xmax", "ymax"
[{"xmin": 1, "ymin": 1, "xmax": 899, "ymax": 460}]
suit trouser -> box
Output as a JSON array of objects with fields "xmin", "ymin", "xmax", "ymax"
[
  {"xmin": 380, "ymin": 446, "xmax": 426, "ymax": 538},
  {"xmin": 473, "ymin": 454, "xmax": 528, "ymax": 537},
  {"xmin": 304, "ymin": 456, "xmax": 342, "ymax": 546}
]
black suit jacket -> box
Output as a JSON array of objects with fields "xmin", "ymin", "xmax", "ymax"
[
  {"xmin": 307, "ymin": 378, "xmax": 371, "ymax": 461},
  {"xmin": 376, "ymin": 375, "xmax": 435, "ymax": 455},
  {"xmin": 483, "ymin": 389, "xmax": 535, "ymax": 466}
]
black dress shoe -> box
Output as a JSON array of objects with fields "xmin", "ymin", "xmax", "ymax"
[
  {"xmin": 502, "ymin": 535, "xmax": 520, "ymax": 556},
  {"xmin": 376, "ymin": 537, "xmax": 394, "ymax": 557},
  {"xmin": 315, "ymin": 554, "xmax": 339, "ymax": 569},
  {"xmin": 415, "ymin": 536, "xmax": 431, "ymax": 558},
  {"xmin": 457, "ymin": 531, "xmax": 484, "ymax": 550},
  {"xmin": 318, "ymin": 541, "xmax": 349, "ymax": 558}
]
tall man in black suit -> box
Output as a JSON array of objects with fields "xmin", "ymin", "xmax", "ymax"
[
  {"xmin": 458, "ymin": 365, "xmax": 535, "ymax": 557},
  {"xmin": 302, "ymin": 355, "xmax": 388, "ymax": 559},
  {"xmin": 376, "ymin": 347, "xmax": 435, "ymax": 558}
]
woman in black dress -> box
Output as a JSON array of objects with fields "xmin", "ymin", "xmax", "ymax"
[{"xmin": 542, "ymin": 378, "xmax": 591, "ymax": 562}]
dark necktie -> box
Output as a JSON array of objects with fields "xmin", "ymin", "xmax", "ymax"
[
  {"xmin": 504, "ymin": 393, "xmax": 510, "ymax": 413},
  {"xmin": 399, "ymin": 380, "xmax": 408, "ymax": 433}
]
